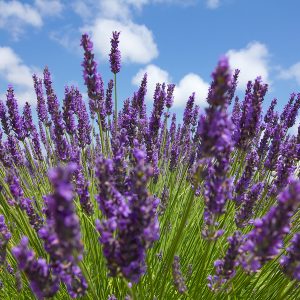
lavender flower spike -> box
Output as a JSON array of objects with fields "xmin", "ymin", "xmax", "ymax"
[
  {"xmin": 0, "ymin": 215, "xmax": 11, "ymax": 266},
  {"xmin": 239, "ymin": 180, "xmax": 300, "ymax": 273},
  {"xmin": 281, "ymin": 232, "xmax": 300, "ymax": 280},
  {"xmin": 12, "ymin": 236, "xmax": 59, "ymax": 299},
  {"xmin": 208, "ymin": 231, "xmax": 242, "ymax": 291},
  {"xmin": 172, "ymin": 255, "xmax": 187, "ymax": 294},
  {"xmin": 109, "ymin": 31, "xmax": 121, "ymax": 74}
]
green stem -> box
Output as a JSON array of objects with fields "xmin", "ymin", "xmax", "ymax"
[{"xmin": 114, "ymin": 73, "xmax": 118, "ymax": 132}]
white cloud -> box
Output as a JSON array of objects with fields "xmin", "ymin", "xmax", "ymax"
[
  {"xmin": 279, "ymin": 62, "xmax": 300, "ymax": 85},
  {"xmin": 132, "ymin": 64, "xmax": 209, "ymax": 107},
  {"xmin": 34, "ymin": 0, "xmax": 63, "ymax": 16},
  {"xmin": 226, "ymin": 42, "xmax": 270, "ymax": 90},
  {"xmin": 82, "ymin": 18, "xmax": 158, "ymax": 64},
  {"xmin": 0, "ymin": 47, "xmax": 38, "ymax": 105},
  {"xmin": 206, "ymin": 0, "xmax": 220, "ymax": 9},
  {"xmin": 0, "ymin": 0, "xmax": 63, "ymax": 38},
  {"xmin": 0, "ymin": 0, "xmax": 42, "ymax": 38},
  {"xmin": 174, "ymin": 73, "xmax": 209, "ymax": 107}
]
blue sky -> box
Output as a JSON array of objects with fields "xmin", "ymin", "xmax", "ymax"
[{"xmin": 1, "ymin": 0, "xmax": 300, "ymax": 123}]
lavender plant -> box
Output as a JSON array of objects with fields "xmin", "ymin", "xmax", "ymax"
[{"xmin": 0, "ymin": 32, "xmax": 300, "ymax": 300}]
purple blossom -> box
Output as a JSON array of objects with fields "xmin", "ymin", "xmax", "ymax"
[
  {"xmin": 106, "ymin": 79, "xmax": 114, "ymax": 116},
  {"xmin": 197, "ymin": 57, "xmax": 234, "ymax": 236},
  {"xmin": 264, "ymin": 98, "xmax": 277, "ymax": 124},
  {"xmin": 264, "ymin": 124, "xmax": 285, "ymax": 171},
  {"xmin": 208, "ymin": 231, "xmax": 242, "ymax": 290},
  {"xmin": 39, "ymin": 163, "xmax": 87, "ymax": 297},
  {"xmin": 234, "ymin": 78, "xmax": 268, "ymax": 149},
  {"xmin": 6, "ymin": 171, "xmax": 23, "ymax": 205},
  {"xmin": 20, "ymin": 198, "xmax": 43, "ymax": 231},
  {"xmin": 172, "ymin": 256, "xmax": 187, "ymax": 294},
  {"xmin": 31, "ymin": 126, "xmax": 43, "ymax": 161},
  {"xmin": 7, "ymin": 135, "xmax": 23, "ymax": 165},
  {"xmin": 75, "ymin": 167, "xmax": 94, "ymax": 216},
  {"xmin": 33, "ymin": 74, "xmax": 49, "ymax": 124},
  {"xmin": 0, "ymin": 215, "xmax": 11, "ymax": 266},
  {"xmin": 23, "ymin": 102, "xmax": 34, "ymax": 137},
  {"xmin": 96, "ymin": 147, "xmax": 159, "ymax": 283},
  {"xmin": 12, "ymin": 236, "xmax": 59, "ymax": 300},
  {"xmin": 269, "ymin": 137, "xmax": 297, "ymax": 196},
  {"xmin": 74, "ymin": 89, "xmax": 92, "ymax": 148},
  {"xmin": 239, "ymin": 180, "xmax": 300, "ymax": 273},
  {"xmin": 228, "ymin": 69, "xmax": 240, "ymax": 105},
  {"xmin": 62, "ymin": 86, "xmax": 76, "ymax": 136},
  {"xmin": 6, "ymin": 86, "xmax": 24, "ymax": 140},
  {"xmin": 81, "ymin": 34, "xmax": 106, "ymax": 126},
  {"xmin": 235, "ymin": 182, "xmax": 264, "ymax": 228},
  {"xmin": 166, "ymin": 83, "xmax": 175, "ymax": 108},
  {"xmin": 109, "ymin": 31, "xmax": 121, "ymax": 74},
  {"xmin": 281, "ymin": 232, "xmax": 300, "ymax": 280},
  {"xmin": 231, "ymin": 96, "xmax": 241, "ymax": 127},
  {"xmin": 0, "ymin": 100, "xmax": 10, "ymax": 135},
  {"xmin": 234, "ymin": 150, "xmax": 259, "ymax": 204}
]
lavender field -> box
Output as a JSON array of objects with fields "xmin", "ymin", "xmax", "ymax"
[{"xmin": 0, "ymin": 31, "xmax": 300, "ymax": 299}]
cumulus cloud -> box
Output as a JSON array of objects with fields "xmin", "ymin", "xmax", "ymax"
[
  {"xmin": 34, "ymin": 0, "xmax": 63, "ymax": 16},
  {"xmin": 0, "ymin": 0, "xmax": 63, "ymax": 39},
  {"xmin": 132, "ymin": 64, "xmax": 209, "ymax": 107},
  {"xmin": 226, "ymin": 42, "xmax": 271, "ymax": 90},
  {"xmin": 0, "ymin": 47, "xmax": 38, "ymax": 105},
  {"xmin": 173, "ymin": 73, "xmax": 209, "ymax": 107},
  {"xmin": 279, "ymin": 62, "xmax": 300, "ymax": 85},
  {"xmin": 82, "ymin": 18, "xmax": 158, "ymax": 64},
  {"xmin": 206, "ymin": 0, "xmax": 220, "ymax": 9},
  {"xmin": 0, "ymin": 0, "xmax": 42, "ymax": 38}
]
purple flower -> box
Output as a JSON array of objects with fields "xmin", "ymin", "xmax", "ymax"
[
  {"xmin": 231, "ymin": 96, "xmax": 241, "ymax": 127},
  {"xmin": 264, "ymin": 98, "xmax": 277, "ymax": 124},
  {"xmin": 20, "ymin": 198, "xmax": 44, "ymax": 232},
  {"xmin": 135, "ymin": 73, "xmax": 147, "ymax": 120},
  {"xmin": 208, "ymin": 231, "xmax": 242, "ymax": 291},
  {"xmin": 74, "ymin": 89, "xmax": 92, "ymax": 148},
  {"xmin": 281, "ymin": 232, "xmax": 300, "ymax": 281},
  {"xmin": 166, "ymin": 83, "xmax": 175, "ymax": 109},
  {"xmin": 6, "ymin": 171, "xmax": 23, "ymax": 205},
  {"xmin": 62, "ymin": 86, "xmax": 76, "ymax": 136},
  {"xmin": 234, "ymin": 150, "xmax": 259, "ymax": 204},
  {"xmin": 269, "ymin": 137, "xmax": 297, "ymax": 196},
  {"xmin": 109, "ymin": 31, "xmax": 121, "ymax": 74},
  {"xmin": 106, "ymin": 79, "xmax": 114, "ymax": 116},
  {"xmin": 22, "ymin": 102, "xmax": 34, "ymax": 137},
  {"xmin": 96, "ymin": 147, "xmax": 159, "ymax": 283},
  {"xmin": 75, "ymin": 166, "xmax": 94, "ymax": 216},
  {"xmin": 33, "ymin": 74, "xmax": 49, "ymax": 124},
  {"xmin": 31, "ymin": 126, "xmax": 43, "ymax": 161},
  {"xmin": 228, "ymin": 69, "xmax": 240, "ymax": 105},
  {"xmin": 264, "ymin": 123, "xmax": 285, "ymax": 171},
  {"xmin": 39, "ymin": 163, "xmax": 87, "ymax": 297},
  {"xmin": 0, "ymin": 100, "xmax": 10, "ymax": 135},
  {"xmin": 235, "ymin": 182, "xmax": 264, "ymax": 228},
  {"xmin": 7, "ymin": 135, "xmax": 23, "ymax": 166},
  {"xmin": 6, "ymin": 86, "xmax": 24, "ymax": 140},
  {"xmin": 239, "ymin": 180, "xmax": 300, "ymax": 273},
  {"xmin": 172, "ymin": 256, "xmax": 187, "ymax": 294},
  {"xmin": 43, "ymin": 67, "xmax": 60, "ymax": 119},
  {"xmin": 81, "ymin": 34, "xmax": 106, "ymax": 126},
  {"xmin": 12, "ymin": 237, "xmax": 59, "ymax": 300},
  {"xmin": 234, "ymin": 78, "xmax": 268, "ymax": 149},
  {"xmin": 0, "ymin": 215, "xmax": 11, "ymax": 266},
  {"xmin": 197, "ymin": 57, "xmax": 234, "ymax": 237}
]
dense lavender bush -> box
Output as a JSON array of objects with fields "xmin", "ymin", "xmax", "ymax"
[{"xmin": 0, "ymin": 32, "xmax": 300, "ymax": 300}]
